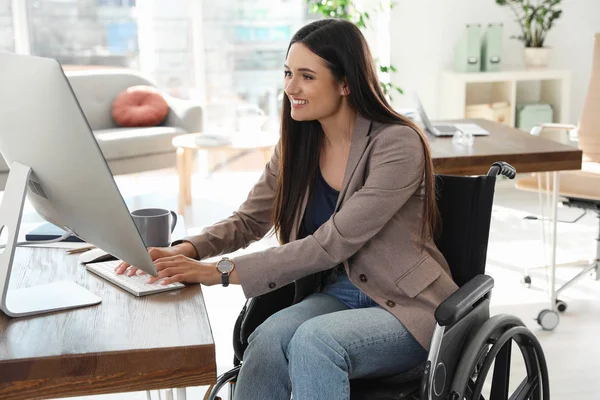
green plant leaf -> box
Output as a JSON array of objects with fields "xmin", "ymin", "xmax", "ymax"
[{"xmin": 495, "ymin": 0, "xmax": 562, "ymax": 48}]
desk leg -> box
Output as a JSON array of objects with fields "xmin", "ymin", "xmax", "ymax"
[
  {"xmin": 177, "ymin": 148, "xmax": 193, "ymax": 215},
  {"xmin": 549, "ymin": 171, "xmax": 559, "ymax": 310},
  {"xmin": 184, "ymin": 149, "xmax": 193, "ymax": 206},
  {"xmin": 177, "ymin": 147, "xmax": 185, "ymax": 215},
  {"xmin": 262, "ymin": 148, "xmax": 272, "ymax": 164},
  {"xmin": 176, "ymin": 388, "xmax": 187, "ymax": 400}
]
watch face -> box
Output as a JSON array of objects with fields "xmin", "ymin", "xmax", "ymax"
[{"xmin": 218, "ymin": 259, "xmax": 234, "ymax": 273}]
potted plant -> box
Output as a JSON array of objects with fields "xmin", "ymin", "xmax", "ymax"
[{"xmin": 495, "ymin": 0, "xmax": 563, "ymax": 69}]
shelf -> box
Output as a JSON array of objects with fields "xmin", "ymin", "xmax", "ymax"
[
  {"xmin": 441, "ymin": 69, "xmax": 571, "ymax": 83},
  {"xmin": 465, "ymin": 81, "xmax": 512, "ymax": 106},
  {"xmin": 439, "ymin": 68, "xmax": 571, "ymax": 130}
]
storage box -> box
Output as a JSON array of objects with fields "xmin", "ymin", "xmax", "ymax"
[
  {"xmin": 465, "ymin": 101, "xmax": 511, "ymax": 126},
  {"xmin": 516, "ymin": 103, "xmax": 554, "ymax": 132},
  {"xmin": 481, "ymin": 23, "xmax": 503, "ymax": 72},
  {"xmin": 453, "ymin": 24, "xmax": 483, "ymax": 73}
]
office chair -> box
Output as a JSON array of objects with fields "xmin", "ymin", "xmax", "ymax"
[
  {"xmin": 204, "ymin": 161, "xmax": 550, "ymax": 400},
  {"xmin": 515, "ymin": 32, "xmax": 600, "ymax": 330}
]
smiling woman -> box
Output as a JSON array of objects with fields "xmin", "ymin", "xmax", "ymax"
[{"xmin": 117, "ymin": 18, "xmax": 457, "ymax": 400}]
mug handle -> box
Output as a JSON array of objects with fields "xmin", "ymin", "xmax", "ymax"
[{"xmin": 170, "ymin": 210, "xmax": 178, "ymax": 233}]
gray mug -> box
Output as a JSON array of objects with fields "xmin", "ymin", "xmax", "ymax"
[{"xmin": 131, "ymin": 208, "xmax": 178, "ymax": 248}]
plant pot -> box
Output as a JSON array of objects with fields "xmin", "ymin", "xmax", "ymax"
[{"xmin": 524, "ymin": 47, "xmax": 552, "ymax": 69}]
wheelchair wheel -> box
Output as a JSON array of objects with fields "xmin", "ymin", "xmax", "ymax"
[{"xmin": 448, "ymin": 315, "xmax": 549, "ymax": 400}]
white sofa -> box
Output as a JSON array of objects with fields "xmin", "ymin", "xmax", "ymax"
[{"xmin": 0, "ymin": 69, "xmax": 203, "ymax": 189}]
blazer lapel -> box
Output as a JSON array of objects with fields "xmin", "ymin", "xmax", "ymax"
[{"xmin": 335, "ymin": 114, "xmax": 372, "ymax": 210}]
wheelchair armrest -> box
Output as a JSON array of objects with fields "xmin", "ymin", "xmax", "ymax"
[{"xmin": 434, "ymin": 274, "xmax": 494, "ymax": 327}]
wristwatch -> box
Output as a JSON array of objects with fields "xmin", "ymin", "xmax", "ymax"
[{"xmin": 216, "ymin": 257, "xmax": 236, "ymax": 287}]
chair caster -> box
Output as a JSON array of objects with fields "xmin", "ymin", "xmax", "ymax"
[
  {"xmin": 521, "ymin": 275, "xmax": 532, "ymax": 288},
  {"xmin": 537, "ymin": 309, "xmax": 559, "ymax": 330},
  {"xmin": 556, "ymin": 299, "xmax": 567, "ymax": 313}
]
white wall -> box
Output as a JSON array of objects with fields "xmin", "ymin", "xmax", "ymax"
[{"xmin": 389, "ymin": 0, "xmax": 600, "ymax": 123}]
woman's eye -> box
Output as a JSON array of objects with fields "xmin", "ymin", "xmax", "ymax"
[
  {"xmin": 284, "ymin": 71, "xmax": 292, "ymax": 77},
  {"xmin": 303, "ymin": 75, "xmax": 313, "ymax": 80}
]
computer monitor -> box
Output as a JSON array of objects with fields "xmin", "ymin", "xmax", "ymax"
[{"xmin": 0, "ymin": 52, "xmax": 157, "ymax": 317}]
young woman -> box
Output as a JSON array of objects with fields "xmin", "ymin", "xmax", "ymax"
[{"xmin": 116, "ymin": 18, "xmax": 458, "ymax": 400}]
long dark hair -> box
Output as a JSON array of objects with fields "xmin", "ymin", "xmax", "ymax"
[{"xmin": 272, "ymin": 19, "xmax": 438, "ymax": 248}]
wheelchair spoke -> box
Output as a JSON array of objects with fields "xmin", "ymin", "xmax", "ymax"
[
  {"xmin": 490, "ymin": 340, "xmax": 512, "ymax": 400},
  {"xmin": 449, "ymin": 316, "xmax": 549, "ymax": 400},
  {"xmin": 508, "ymin": 375, "xmax": 539, "ymax": 400}
]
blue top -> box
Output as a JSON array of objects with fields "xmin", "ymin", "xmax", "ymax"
[
  {"xmin": 298, "ymin": 169, "xmax": 377, "ymax": 309},
  {"xmin": 302, "ymin": 169, "xmax": 340, "ymax": 235}
]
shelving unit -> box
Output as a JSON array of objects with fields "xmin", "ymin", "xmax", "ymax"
[{"xmin": 439, "ymin": 69, "xmax": 571, "ymax": 129}]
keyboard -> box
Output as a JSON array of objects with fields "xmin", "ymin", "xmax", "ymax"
[{"xmin": 85, "ymin": 260, "xmax": 185, "ymax": 297}]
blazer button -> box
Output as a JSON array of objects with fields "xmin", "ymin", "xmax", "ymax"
[
  {"xmin": 386, "ymin": 300, "xmax": 395, "ymax": 307},
  {"xmin": 268, "ymin": 282, "xmax": 276, "ymax": 289},
  {"xmin": 359, "ymin": 274, "xmax": 368, "ymax": 282}
]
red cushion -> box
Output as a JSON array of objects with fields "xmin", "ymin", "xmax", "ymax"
[{"xmin": 112, "ymin": 86, "xmax": 169, "ymax": 127}]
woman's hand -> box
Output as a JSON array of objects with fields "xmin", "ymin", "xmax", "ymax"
[
  {"xmin": 114, "ymin": 242, "xmax": 198, "ymax": 276},
  {"xmin": 147, "ymin": 255, "xmax": 220, "ymax": 286}
]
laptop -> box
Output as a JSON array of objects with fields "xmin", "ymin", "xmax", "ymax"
[{"xmin": 413, "ymin": 94, "xmax": 489, "ymax": 137}]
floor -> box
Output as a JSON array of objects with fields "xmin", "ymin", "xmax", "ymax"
[{"xmin": 21, "ymin": 157, "xmax": 598, "ymax": 400}]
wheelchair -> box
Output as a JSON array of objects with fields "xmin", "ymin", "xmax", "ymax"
[{"xmin": 204, "ymin": 162, "xmax": 550, "ymax": 400}]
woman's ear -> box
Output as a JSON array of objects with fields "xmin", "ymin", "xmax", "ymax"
[{"xmin": 340, "ymin": 80, "xmax": 351, "ymax": 96}]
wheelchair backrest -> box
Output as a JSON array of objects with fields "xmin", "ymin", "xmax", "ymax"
[{"xmin": 433, "ymin": 174, "xmax": 497, "ymax": 287}]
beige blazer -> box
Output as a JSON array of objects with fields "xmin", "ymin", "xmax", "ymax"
[{"xmin": 180, "ymin": 114, "xmax": 458, "ymax": 350}]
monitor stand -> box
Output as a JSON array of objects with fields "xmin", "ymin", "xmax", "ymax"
[{"xmin": 0, "ymin": 162, "xmax": 101, "ymax": 317}]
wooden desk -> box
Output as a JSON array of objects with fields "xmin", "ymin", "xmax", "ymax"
[
  {"xmin": 429, "ymin": 119, "xmax": 582, "ymax": 175},
  {"xmin": 0, "ymin": 247, "xmax": 216, "ymax": 399}
]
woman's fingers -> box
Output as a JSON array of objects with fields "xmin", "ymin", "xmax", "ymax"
[
  {"xmin": 114, "ymin": 262, "xmax": 140, "ymax": 276},
  {"xmin": 114, "ymin": 261, "xmax": 130, "ymax": 275},
  {"xmin": 154, "ymin": 255, "xmax": 189, "ymax": 270},
  {"xmin": 147, "ymin": 247, "xmax": 164, "ymax": 260},
  {"xmin": 161, "ymin": 274, "xmax": 189, "ymax": 285},
  {"xmin": 116, "ymin": 247, "xmax": 162, "ymax": 275},
  {"xmin": 147, "ymin": 266, "xmax": 188, "ymax": 284}
]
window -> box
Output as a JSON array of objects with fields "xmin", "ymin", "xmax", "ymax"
[
  {"xmin": 27, "ymin": 0, "xmax": 139, "ymax": 69},
  {"xmin": 201, "ymin": 0, "xmax": 311, "ymax": 132},
  {"xmin": 0, "ymin": 0, "xmax": 14, "ymax": 52}
]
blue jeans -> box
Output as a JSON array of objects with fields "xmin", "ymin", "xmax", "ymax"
[
  {"xmin": 320, "ymin": 267, "xmax": 379, "ymax": 309},
  {"xmin": 232, "ymin": 274, "xmax": 428, "ymax": 400}
]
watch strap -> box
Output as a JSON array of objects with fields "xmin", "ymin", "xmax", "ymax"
[
  {"xmin": 217, "ymin": 257, "xmax": 234, "ymax": 287},
  {"xmin": 221, "ymin": 272, "xmax": 230, "ymax": 287}
]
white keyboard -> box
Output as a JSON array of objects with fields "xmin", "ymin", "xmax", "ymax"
[{"xmin": 85, "ymin": 260, "xmax": 185, "ymax": 297}]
